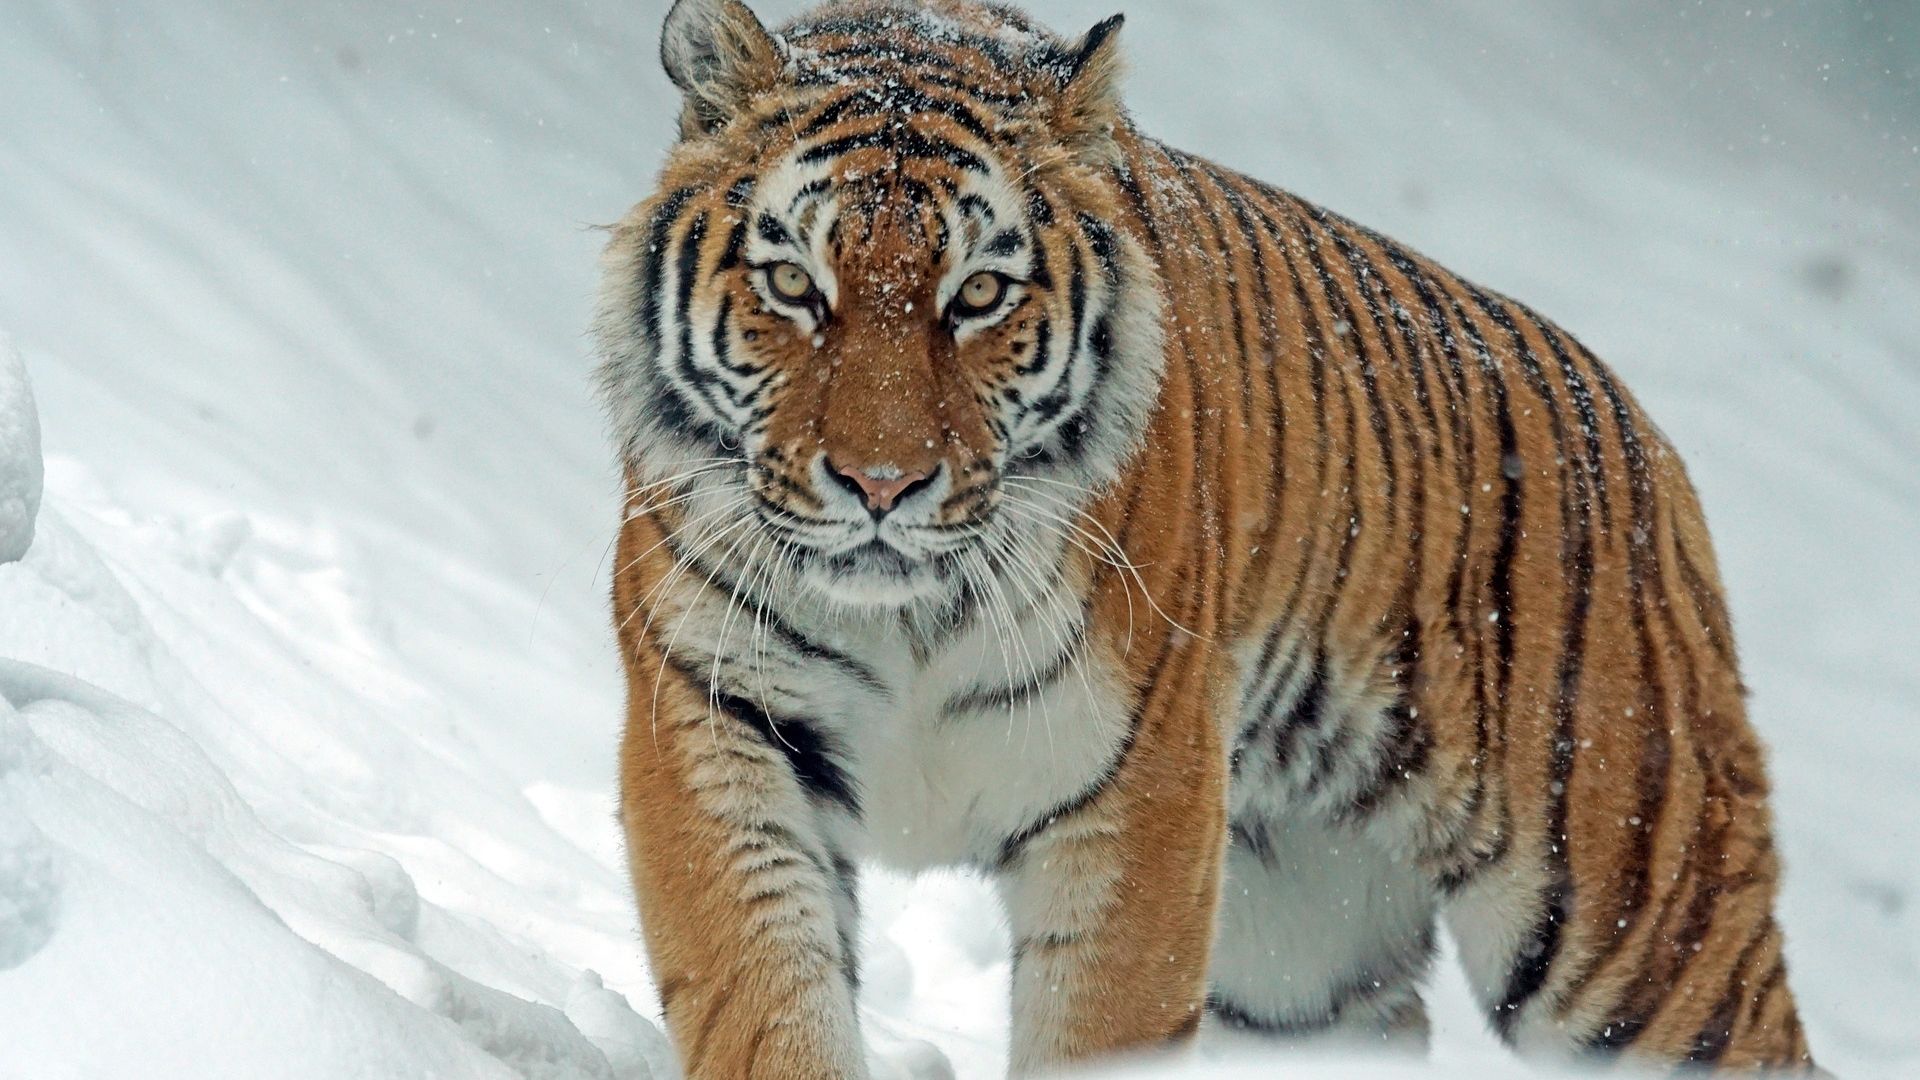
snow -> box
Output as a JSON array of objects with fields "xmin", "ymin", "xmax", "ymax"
[
  {"xmin": 0, "ymin": 1, "xmax": 1915, "ymax": 1078},
  {"xmin": 0, "ymin": 337, "xmax": 40, "ymax": 564}
]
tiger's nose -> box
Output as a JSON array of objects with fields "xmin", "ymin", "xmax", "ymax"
[{"xmin": 830, "ymin": 462, "xmax": 932, "ymax": 515}]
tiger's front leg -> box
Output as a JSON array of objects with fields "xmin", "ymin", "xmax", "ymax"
[
  {"xmin": 617, "ymin": 660, "xmax": 865, "ymax": 1079},
  {"xmin": 994, "ymin": 649, "xmax": 1230, "ymax": 1075},
  {"xmin": 614, "ymin": 534, "xmax": 865, "ymax": 1078}
]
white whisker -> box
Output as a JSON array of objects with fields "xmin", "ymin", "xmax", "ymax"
[{"xmin": 1002, "ymin": 478, "xmax": 1205, "ymax": 641}]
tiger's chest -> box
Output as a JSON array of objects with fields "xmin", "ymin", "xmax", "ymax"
[{"xmin": 790, "ymin": 606, "xmax": 1130, "ymax": 872}]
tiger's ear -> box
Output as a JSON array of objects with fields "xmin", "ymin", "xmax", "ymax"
[
  {"xmin": 661, "ymin": 0, "xmax": 785, "ymax": 138},
  {"xmin": 1053, "ymin": 14, "xmax": 1128, "ymax": 164}
]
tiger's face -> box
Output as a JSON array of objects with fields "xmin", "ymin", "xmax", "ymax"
[{"xmin": 596, "ymin": 0, "xmax": 1163, "ymax": 609}]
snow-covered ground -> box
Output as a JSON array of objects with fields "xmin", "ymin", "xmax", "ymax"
[{"xmin": 1, "ymin": 1, "xmax": 1914, "ymax": 1077}]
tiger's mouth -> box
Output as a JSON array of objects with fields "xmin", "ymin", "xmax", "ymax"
[
  {"xmin": 798, "ymin": 539, "xmax": 953, "ymax": 607},
  {"xmin": 821, "ymin": 540, "xmax": 919, "ymax": 576}
]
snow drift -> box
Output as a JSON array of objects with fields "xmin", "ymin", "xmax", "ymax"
[
  {"xmin": 0, "ymin": 337, "xmax": 40, "ymax": 564},
  {"xmin": 0, "ymin": 351, "xmax": 674, "ymax": 1078}
]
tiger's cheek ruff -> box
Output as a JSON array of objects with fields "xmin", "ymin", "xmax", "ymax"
[
  {"xmin": 595, "ymin": 194, "xmax": 784, "ymax": 469},
  {"xmin": 999, "ymin": 218, "xmax": 1166, "ymax": 490}
]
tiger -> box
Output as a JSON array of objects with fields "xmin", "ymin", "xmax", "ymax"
[{"xmin": 592, "ymin": 0, "xmax": 1819, "ymax": 1075}]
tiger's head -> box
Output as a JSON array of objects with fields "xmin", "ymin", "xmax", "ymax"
[{"xmin": 596, "ymin": 0, "xmax": 1165, "ymax": 609}]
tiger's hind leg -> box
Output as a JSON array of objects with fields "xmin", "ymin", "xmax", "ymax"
[
  {"xmin": 1206, "ymin": 812, "xmax": 1438, "ymax": 1052},
  {"xmin": 1438, "ymin": 727, "xmax": 1818, "ymax": 1072}
]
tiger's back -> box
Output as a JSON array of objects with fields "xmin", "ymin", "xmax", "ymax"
[
  {"xmin": 1107, "ymin": 137, "xmax": 1809, "ymax": 1065},
  {"xmin": 597, "ymin": 1, "xmax": 1815, "ymax": 1074}
]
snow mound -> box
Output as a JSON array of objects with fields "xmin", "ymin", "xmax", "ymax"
[
  {"xmin": 0, "ymin": 478, "xmax": 673, "ymax": 1080},
  {"xmin": 0, "ymin": 335, "xmax": 40, "ymax": 563}
]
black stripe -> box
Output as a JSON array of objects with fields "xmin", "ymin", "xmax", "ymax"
[
  {"xmin": 1491, "ymin": 890, "xmax": 1570, "ymax": 1040},
  {"xmin": 941, "ymin": 625, "xmax": 1085, "ymax": 719},
  {"xmin": 1232, "ymin": 632, "xmax": 1299, "ymax": 776},
  {"xmin": 705, "ymin": 296, "xmax": 748, "ymax": 400},
  {"xmin": 1376, "ymin": 249, "xmax": 1497, "ymax": 877},
  {"xmin": 1097, "ymin": 143, "xmax": 1187, "ymax": 600},
  {"xmin": 1671, "ymin": 512, "xmax": 1739, "ymax": 670},
  {"xmin": 1243, "ymin": 195, "xmax": 1335, "ymax": 697},
  {"xmin": 1536, "ymin": 321, "xmax": 1614, "ymax": 533},
  {"xmin": 631, "ymin": 188, "xmax": 719, "ymax": 447},
  {"xmin": 785, "ymin": 13, "xmax": 906, "ymax": 38},
  {"xmin": 1741, "ymin": 952, "xmax": 1789, "ymax": 1035},
  {"xmin": 1228, "ymin": 817, "xmax": 1275, "ymax": 862},
  {"xmin": 1087, "ymin": 315, "xmax": 1115, "ymax": 376},
  {"xmin": 655, "ymin": 651, "xmax": 860, "ymax": 816},
  {"xmin": 1355, "ymin": 231, "xmax": 1443, "ymax": 465},
  {"xmin": 1580, "ymin": 343, "xmax": 1677, "ymax": 989},
  {"xmin": 994, "ymin": 716, "xmax": 1135, "ymax": 870},
  {"xmin": 1205, "ymin": 165, "xmax": 1290, "ymax": 609},
  {"xmin": 1475, "ymin": 292, "xmax": 1592, "ymax": 1026},
  {"xmin": 797, "ymin": 126, "xmax": 987, "ymax": 173},
  {"xmin": 718, "ymin": 686, "xmax": 861, "ymax": 815},
  {"xmin": 1388, "ymin": 249, "xmax": 1476, "ymax": 614},
  {"xmin": 1276, "ymin": 200, "xmax": 1371, "ymax": 656},
  {"xmin": 1133, "ymin": 143, "xmax": 1216, "ymax": 651},
  {"xmin": 956, "ymin": 193, "xmax": 994, "ymax": 224},
  {"xmin": 1025, "ymin": 187, "xmax": 1056, "ymax": 227},
  {"xmin": 799, "ymin": 84, "xmax": 994, "ymax": 142},
  {"xmin": 1314, "ymin": 208, "xmax": 1431, "ymax": 598},
  {"xmin": 1017, "ymin": 245, "xmax": 1088, "ymax": 440},
  {"xmin": 1168, "ymin": 158, "xmax": 1256, "ymax": 433},
  {"xmin": 716, "ymin": 217, "xmax": 748, "ymax": 273},
  {"xmin": 1076, "ymin": 211, "xmax": 1119, "ymax": 266},
  {"xmin": 911, "ymin": 70, "xmax": 1028, "ymax": 107},
  {"xmin": 735, "ymin": 819, "xmax": 831, "ymax": 876},
  {"xmin": 832, "ymin": 854, "xmax": 861, "ymax": 991},
  {"xmin": 1112, "ymin": 157, "xmax": 1164, "ymax": 256},
  {"xmin": 1267, "ymin": 658, "xmax": 1328, "ymax": 773},
  {"xmin": 786, "ymin": 177, "xmax": 834, "ymax": 217},
  {"xmin": 1013, "ymin": 317, "xmax": 1052, "ymax": 377},
  {"xmin": 1313, "ymin": 219, "xmax": 1436, "ymax": 823},
  {"xmin": 1338, "ymin": 623, "xmax": 1435, "ymax": 823},
  {"xmin": 1447, "ymin": 291, "xmax": 1524, "ymax": 875},
  {"xmin": 784, "ymin": 58, "xmax": 1023, "ymax": 105},
  {"xmin": 671, "ymin": 211, "xmax": 737, "ymax": 424},
  {"xmin": 1293, "ymin": 203, "xmax": 1398, "ymax": 542},
  {"xmin": 640, "ymin": 188, "xmax": 700, "ymax": 351},
  {"xmin": 1011, "ymin": 929, "xmax": 1089, "ymax": 968},
  {"xmin": 756, "ymin": 212, "xmax": 794, "ymax": 248},
  {"xmin": 1687, "ymin": 920, "xmax": 1774, "ymax": 1064},
  {"xmin": 982, "ymin": 227, "xmax": 1023, "ymax": 258},
  {"xmin": 1438, "ymin": 291, "xmax": 1568, "ymax": 1040}
]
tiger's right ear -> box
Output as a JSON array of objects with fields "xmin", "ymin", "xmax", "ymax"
[
  {"xmin": 1053, "ymin": 14, "xmax": 1129, "ymax": 165},
  {"xmin": 661, "ymin": 0, "xmax": 786, "ymax": 139}
]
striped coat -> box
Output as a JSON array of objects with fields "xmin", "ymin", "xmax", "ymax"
[{"xmin": 594, "ymin": 0, "xmax": 1817, "ymax": 1075}]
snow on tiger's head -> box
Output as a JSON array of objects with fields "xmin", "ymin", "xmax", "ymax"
[{"xmin": 595, "ymin": 0, "xmax": 1164, "ymax": 607}]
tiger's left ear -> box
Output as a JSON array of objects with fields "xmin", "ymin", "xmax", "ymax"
[
  {"xmin": 1053, "ymin": 14, "xmax": 1128, "ymax": 164},
  {"xmin": 661, "ymin": 0, "xmax": 786, "ymax": 139}
]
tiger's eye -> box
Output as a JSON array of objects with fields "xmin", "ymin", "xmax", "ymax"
[
  {"xmin": 768, "ymin": 263, "xmax": 815, "ymax": 303},
  {"xmin": 955, "ymin": 271, "xmax": 1006, "ymax": 316}
]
